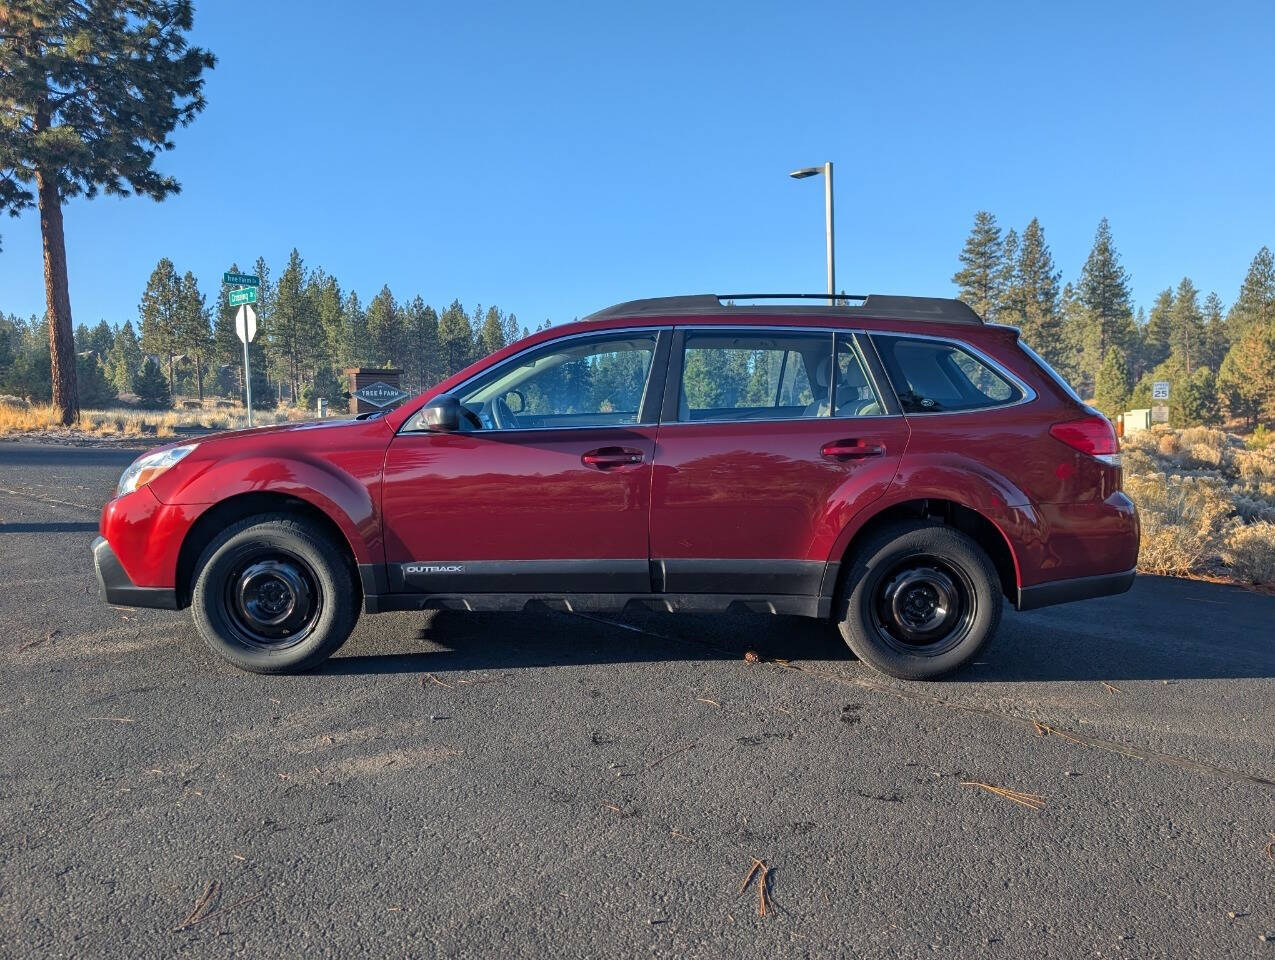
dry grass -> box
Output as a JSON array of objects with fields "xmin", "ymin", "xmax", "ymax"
[
  {"xmin": 0, "ymin": 401, "xmax": 310, "ymax": 440},
  {"xmin": 1123, "ymin": 425, "xmax": 1275, "ymax": 584}
]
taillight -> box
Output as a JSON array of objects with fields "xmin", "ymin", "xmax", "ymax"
[{"xmin": 1050, "ymin": 416, "xmax": 1120, "ymax": 466}]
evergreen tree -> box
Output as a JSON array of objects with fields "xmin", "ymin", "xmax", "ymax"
[
  {"xmin": 73, "ymin": 323, "xmax": 91, "ymax": 352},
  {"xmin": 1202, "ymin": 291, "xmax": 1228, "ymax": 372},
  {"xmin": 1168, "ymin": 277, "xmax": 1204, "ymax": 376},
  {"xmin": 310, "ymin": 272, "xmax": 347, "ymax": 368},
  {"xmin": 1228, "ymin": 247, "xmax": 1275, "ymax": 338},
  {"xmin": 480, "ymin": 305, "xmax": 506, "ymax": 356},
  {"xmin": 76, "ymin": 353, "xmax": 117, "ymax": 408},
  {"xmin": 212, "ymin": 263, "xmax": 245, "ymax": 394},
  {"xmin": 105, "ymin": 320, "xmax": 142, "ymax": 395},
  {"xmin": 1092, "ymin": 347, "xmax": 1130, "ymax": 418},
  {"xmin": 0, "ymin": 2, "xmax": 214, "ymax": 424},
  {"xmin": 267, "ymin": 249, "xmax": 319, "ymax": 403},
  {"xmin": 1218, "ymin": 323, "xmax": 1275, "ymax": 426},
  {"xmin": 1007, "ymin": 218, "xmax": 1064, "ymax": 365},
  {"xmin": 1177, "ymin": 366, "xmax": 1219, "ymax": 427},
  {"xmin": 1076, "ymin": 218, "xmax": 1137, "ymax": 392},
  {"xmin": 365, "ymin": 286, "xmax": 403, "ymax": 368},
  {"xmin": 437, "ymin": 299, "xmax": 474, "ymax": 376},
  {"xmin": 402, "ymin": 296, "xmax": 439, "ymax": 393},
  {"xmin": 88, "ymin": 320, "xmax": 115, "ymax": 358},
  {"xmin": 502, "ymin": 312, "xmax": 521, "ymax": 347},
  {"xmin": 176, "ymin": 271, "xmax": 213, "ymax": 401},
  {"xmin": 952, "ymin": 211, "xmax": 1004, "ymax": 320},
  {"xmin": 138, "ymin": 258, "xmax": 182, "ymax": 390},
  {"xmin": 133, "ymin": 357, "xmax": 171, "ymax": 409},
  {"xmin": 1141, "ymin": 288, "xmax": 1174, "ymax": 373}
]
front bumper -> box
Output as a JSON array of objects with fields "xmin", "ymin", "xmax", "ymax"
[{"xmin": 92, "ymin": 536, "xmax": 179, "ymax": 610}]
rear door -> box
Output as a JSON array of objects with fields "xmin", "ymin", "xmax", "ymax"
[{"xmin": 649, "ymin": 328, "xmax": 908, "ymax": 597}]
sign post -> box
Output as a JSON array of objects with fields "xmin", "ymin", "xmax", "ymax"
[
  {"xmin": 235, "ymin": 303, "xmax": 258, "ymax": 427},
  {"xmin": 223, "ymin": 272, "xmax": 262, "ymax": 426}
]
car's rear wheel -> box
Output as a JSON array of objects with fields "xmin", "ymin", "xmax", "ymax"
[
  {"xmin": 836, "ymin": 521, "xmax": 1002, "ymax": 680},
  {"xmin": 191, "ymin": 515, "xmax": 358, "ymax": 673}
]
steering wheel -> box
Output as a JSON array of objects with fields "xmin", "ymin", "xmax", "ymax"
[{"xmin": 492, "ymin": 394, "xmax": 520, "ymax": 429}]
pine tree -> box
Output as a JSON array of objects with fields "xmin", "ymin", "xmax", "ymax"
[
  {"xmin": 133, "ymin": 357, "xmax": 171, "ymax": 410},
  {"xmin": 0, "ymin": 2, "xmax": 214, "ymax": 424},
  {"xmin": 88, "ymin": 320, "xmax": 115, "ymax": 358},
  {"xmin": 76, "ymin": 352, "xmax": 117, "ymax": 408},
  {"xmin": 401, "ymin": 296, "xmax": 439, "ymax": 393},
  {"xmin": 1218, "ymin": 323, "xmax": 1275, "ymax": 426},
  {"xmin": 1177, "ymin": 366, "xmax": 1219, "ymax": 427},
  {"xmin": 1010, "ymin": 218, "xmax": 1064, "ymax": 365},
  {"xmin": 437, "ymin": 299, "xmax": 474, "ymax": 376},
  {"xmin": 310, "ymin": 272, "xmax": 347, "ymax": 368},
  {"xmin": 139, "ymin": 258, "xmax": 182, "ymax": 391},
  {"xmin": 268, "ymin": 249, "xmax": 318, "ymax": 403},
  {"xmin": 480, "ymin": 305, "xmax": 506, "ymax": 357},
  {"xmin": 176, "ymin": 271, "xmax": 212, "ymax": 401},
  {"xmin": 105, "ymin": 320, "xmax": 142, "ymax": 395},
  {"xmin": 1142, "ymin": 288, "xmax": 1174, "ymax": 373},
  {"xmin": 1076, "ymin": 218, "xmax": 1137, "ymax": 392},
  {"xmin": 502, "ymin": 312, "xmax": 521, "ymax": 347},
  {"xmin": 1092, "ymin": 347, "xmax": 1130, "ymax": 418},
  {"xmin": 1168, "ymin": 277, "xmax": 1204, "ymax": 376},
  {"xmin": 342, "ymin": 291, "xmax": 369, "ymax": 367},
  {"xmin": 1228, "ymin": 247, "xmax": 1275, "ymax": 338},
  {"xmin": 952, "ymin": 211, "xmax": 1004, "ymax": 320},
  {"xmin": 1202, "ymin": 291, "xmax": 1228, "ymax": 372},
  {"xmin": 365, "ymin": 286, "xmax": 403, "ymax": 368}
]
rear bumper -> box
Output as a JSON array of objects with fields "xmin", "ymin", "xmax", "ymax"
[
  {"xmin": 92, "ymin": 536, "xmax": 179, "ymax": 610},
  {"xmin": 1016, "ymin": 567, "xmax": 1136, "ymax": 611}
]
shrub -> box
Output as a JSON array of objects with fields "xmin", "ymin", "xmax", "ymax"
[
  {"xmin": 1122, "ymin": 472, "xmax": 1234, "ymax": 575},
  {"xmin": 1249, "ymin": 424, "xmax": 1273, "ymax": 451},
  {"xmin": 1221, "ymin": 523, "xmax": 1275, "ymax": 585}
]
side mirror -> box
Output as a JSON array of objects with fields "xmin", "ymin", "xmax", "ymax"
[{"xmin": 421, "ymin": 395, "xmax": 461, "ymax": 432}]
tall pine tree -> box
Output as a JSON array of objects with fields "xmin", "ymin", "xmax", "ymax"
[
  {"xmin": 1168, "ymin": 277, "xmax": 1204, "ymax": 376},
  {"xmin": 1228, "ymin": 246, "xmax": 1275, "ymax": 338},
  {"xmin": 0, "ymin": 2, "xmax": 214, "ymax": 424},
  {"xmin": 952, "ymin": 211, "xmax": 1004, "ymax": 321},
  {"xmin": 138, "ymin": 258, "xmax": 181, "ymax": 391},
  {"xmin": 1075, "ymin": 218, "xmax": 1137, "ymax": 393},
  {"xmin": 176, "ymin": 270, "xmax": 212, "ymax": 401}
]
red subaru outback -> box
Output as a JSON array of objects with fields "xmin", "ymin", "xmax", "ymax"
[{"xmin": 93, "ymin": 294, "xmax": 1138, "ymax": 679}]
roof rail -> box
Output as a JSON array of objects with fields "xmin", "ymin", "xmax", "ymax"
[{"xmin": 582, "ymin": 293, "xmax": 983, "ymax": 325}]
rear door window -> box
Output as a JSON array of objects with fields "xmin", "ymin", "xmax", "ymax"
[
  {"xmin": 872, "ymin": 335, "xmax": 1022, "ymax": 413},
  {"xmin": 676, "ymin": 330, "xmax": 830, "ymax": 421}
]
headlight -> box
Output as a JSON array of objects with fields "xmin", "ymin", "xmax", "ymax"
[{"xmin": 116, "ymin": 444, "xmax": 198, "ymax": 498}]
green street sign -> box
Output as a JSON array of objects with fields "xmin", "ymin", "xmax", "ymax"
[
  {"xmin": 229, "ymin": 287, "xmax": 258, "ymax": 306},
  {"xmin": 223, "ymin": 272, "xmax": 260, "ymax": 287}
]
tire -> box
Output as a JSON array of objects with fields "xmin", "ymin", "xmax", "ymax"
[
  {"xmin": 190, "ymin": 514, "xmax": 358, "ymax": 674},
  {"xmin": 835, "ymin": 520, "xmax": 1002, "ymax": 680}
]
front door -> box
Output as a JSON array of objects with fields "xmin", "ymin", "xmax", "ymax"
[
  {"xmin": 381, "ymin": 329, "xmax": 669, "ymax": 595},
  {"xmin": 649, "ymin": 328, "xmax": 909, "ymax": 597}
]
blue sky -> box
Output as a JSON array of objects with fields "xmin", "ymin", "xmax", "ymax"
[{"xmin": 2, "ymin": 0, "xmax": 1272, "ymax": 328}]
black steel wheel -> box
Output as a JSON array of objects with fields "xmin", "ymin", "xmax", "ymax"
[
  {"xmin": 836, "ymin": 521, "xmax": 1002, "ymax": 680},
  {"xmin": 191, "ymin": 515, "xmax": 358, "ymax": 673}
]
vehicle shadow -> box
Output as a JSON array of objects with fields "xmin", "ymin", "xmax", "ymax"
[{"xmin": 324, "ymin": 575, "xmax": 1275, "ymax": 683}]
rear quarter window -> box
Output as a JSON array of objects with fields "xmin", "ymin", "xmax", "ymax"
[{"xmin": 872, "ymin": 335, "xmax": 1023, "ymax": 413}]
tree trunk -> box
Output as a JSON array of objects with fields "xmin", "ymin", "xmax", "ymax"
[
  {"xmin": 35, "ymin": 169, "xmax": 78, "ymax": 425},
  {"xmin": 195, "ymin": 356, "xmax": 204, "ymax": 402}
]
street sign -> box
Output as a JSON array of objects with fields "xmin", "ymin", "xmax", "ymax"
[
  {"xmin": 352, "ymin": 381, "xmax": 410, "ymax": 408},
  {"xmin": 223, "ymin": 272, "xmax": 260, "ymax": 287},
  {"xmin": 235, "ymin": 304, "xmax": 257, "ymax": 344},
  {"xmin": 1151, "ymin": 404, "xmax": 1170, "ymax": 424},
  {"xmin": 1152, "ymin": 380, "xmax": 1170, "ymax": 401},
  {"xmin": 229, "ymin": 286, "xmax": 258, "ymax": 306}
]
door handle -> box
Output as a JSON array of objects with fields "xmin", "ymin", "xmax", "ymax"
[
  {"xmin": 582, "ymin": 447, "xmax": 645, "ymax": 469},
  {"xmin": 821, "ymin": 440, "xmax": 885, "ymax": 461}
]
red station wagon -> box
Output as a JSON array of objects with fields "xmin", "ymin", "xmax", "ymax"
[{"xmin": 93, "ymin": 294, "xmax": 1139, "ymax": 679}]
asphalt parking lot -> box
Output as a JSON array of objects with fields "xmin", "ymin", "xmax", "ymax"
[{"xmin": 2, "ymin": 439, "xmax": 1274, "ymax": 959}]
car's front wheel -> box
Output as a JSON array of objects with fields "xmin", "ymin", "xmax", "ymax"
[
  {"xmin": 836, "ymin": 520, "xmax": 1002, "ymax": 680},
  {"xmin": 190, "ymin": 515, "xmax": 358, "ymax": 673}
]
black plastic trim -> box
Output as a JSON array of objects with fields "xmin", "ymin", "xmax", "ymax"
[
  {"xmin": 390, "ymin": 558, "xmax": 651, "ymax": 594},
  {"xmin": 583, "ymin": 294, "xmax": 983, "ymax": 325},
  {"xmin": 363, "ymin": 591, "xmax": 820, "ymax": 617},
  {"xmin": 92, "ymin": 536, "xmax": 180, "ymax": 610},
  {"xmin": 1016, "ymin": 568, "xmax": 1136, "ymax": 611},
  {"xmin": 656, "ymin": 558, "xmax": 825, "ymax": 595}
]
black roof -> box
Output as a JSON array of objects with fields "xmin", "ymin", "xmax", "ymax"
[{"xmin": 583, "ymin": 293, "xmax": 983, "ymax": 325}]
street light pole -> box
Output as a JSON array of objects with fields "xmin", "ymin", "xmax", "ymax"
[{"xmin": 789, "ymin": 162, "xmax": 836, "ymax": 305}]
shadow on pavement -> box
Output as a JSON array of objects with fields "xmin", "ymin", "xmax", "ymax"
[
  {"xmin": 0, "ymin": 522, "xmax": 100, "ymax": 534},
  {"xmin": 325, "ymin": 575, "xmax": 1275, "ymax": 684}
]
